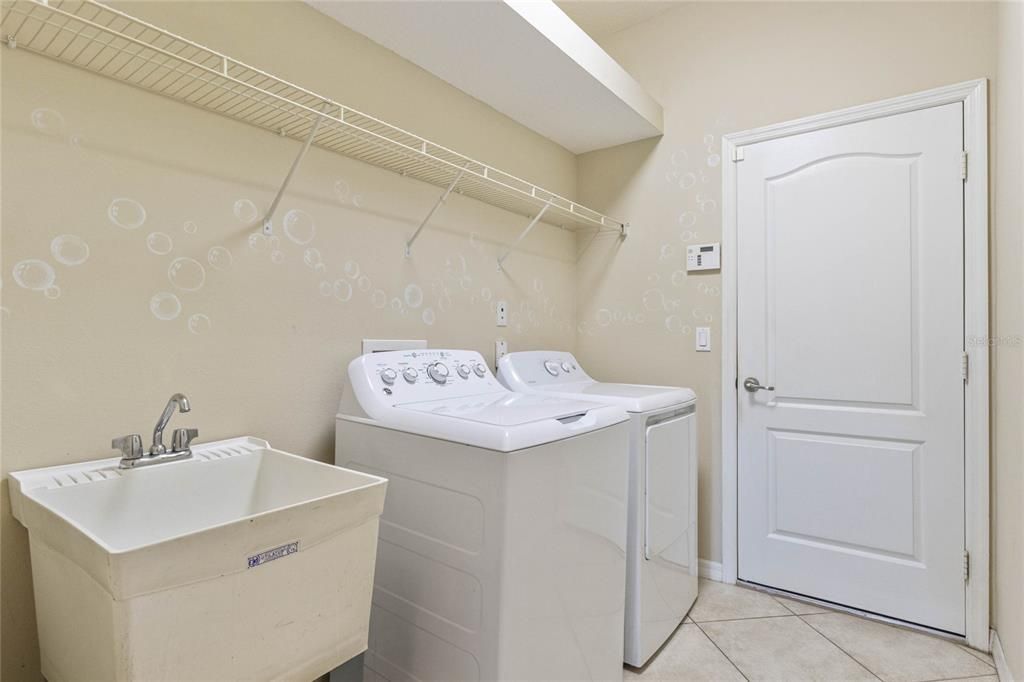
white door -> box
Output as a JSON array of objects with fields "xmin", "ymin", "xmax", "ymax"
[{"xmin": 737, "ymin": 102, "xmax": 966, "ymax": 634}]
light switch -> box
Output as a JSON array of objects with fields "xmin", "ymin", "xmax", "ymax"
[{"xmin": 696, "ymin": 327, "xmax": 711, "ymax": 352}]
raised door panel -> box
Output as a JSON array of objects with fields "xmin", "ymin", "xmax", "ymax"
[{"xmin": 767, "ymin": 154, "xmax": 918, "ymax": 407}]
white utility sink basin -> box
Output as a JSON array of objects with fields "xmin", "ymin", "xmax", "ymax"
[{"xmin": 9, "ymin": 436, "xmax": 387, "ymax": 682}]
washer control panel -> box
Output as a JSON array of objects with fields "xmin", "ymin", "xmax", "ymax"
[
  {"xmin": 498, "ymin": 350, "xmax": 592, "ymax": 386},
  {"xmin": 356, "ymin": 349, "xmax": 503, "ymax": 405}
]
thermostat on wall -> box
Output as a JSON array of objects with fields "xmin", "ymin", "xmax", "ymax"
[{"xmin": 687, "ymin": 243, "xmax": 720, "ymax": 271}]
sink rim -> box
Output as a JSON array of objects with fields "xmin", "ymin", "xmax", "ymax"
[{"xmin": 9, "ymin": 435, "xmax": 388, "ymax": 555}]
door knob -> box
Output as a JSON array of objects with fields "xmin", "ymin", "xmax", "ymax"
[{"xmin": 743, "ymin": 377, "xmax": 775, "ymax": 392}]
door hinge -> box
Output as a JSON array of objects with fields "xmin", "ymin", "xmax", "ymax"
[
  {"xmin": 962, "ymin": 352, "xmax": 969, "ymax": 383},
  {"xmin": 961, "ymin": 151, "xmax": 968, "ymax": 181},
  {"xmin": 732, "ymin": 146, "xmax": 745, "ymax": 162},
  {"xmin": 963, "ymin": 550, "xmax": 970, "ymax": 582}
]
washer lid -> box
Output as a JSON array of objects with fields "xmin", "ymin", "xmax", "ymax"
[
  {"xmin": 397, "ymin": 392, "xmax": 605, "ymax": 426},
  {"xmin": 531, "ymin": 381, "xmax": 696, "ymax": 413},
  {"xmin": 497, "ymin": 350, "xmax": 696, "ymax": 413}
]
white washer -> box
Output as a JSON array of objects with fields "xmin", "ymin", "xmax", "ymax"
[
  {"xmin": 497, "ymin": 350, "xmax": 698, "ymax": 668},
  {"xmin": 336, "ymin": 349, "xmax": 630, "ymax": 681}
]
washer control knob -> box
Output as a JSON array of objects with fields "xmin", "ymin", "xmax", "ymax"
[
  {"xmin": 544, "ymin": 360, "xmax": 561, "ymax": 376},
  {"xmin": 402, "ymin": 367, "xmax": 419, "ymax": 383},
  {"xmin": 473, "ymin": 362, "xmax": 487, "ymax": 377},
  {"xmin": 457, "ymin": 363, "xmax": 471, "ymax": 379},
  {"xmin": 427, "ymin": 362, "xmax": 450, "ymax": 384},
  {"xmin": 380, "ymin": 368, "xmax": 398, "ymax": 385},
  {"xmin": 560, "ymin": 362, "xmax": 572, "ymax": 373}
]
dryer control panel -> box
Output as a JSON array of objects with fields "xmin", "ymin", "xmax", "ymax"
[
  {"xmin": 497, "ymin": 350, "xmax": 593, "ymax": 386},
  {"xmin": 350, "ymin": 349, "xmax": 505, "ymax": 407}
]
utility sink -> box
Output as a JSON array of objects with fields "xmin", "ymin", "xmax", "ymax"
[{"xmin": 9, "ymin": 436, "xmax": 387, "ymax": 682}]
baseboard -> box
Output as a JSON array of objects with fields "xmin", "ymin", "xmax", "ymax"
[
  {"xmin": 699, "ymin": 559, "xmax": 722, "ymax": 582},
  {"xmin": 992, "ymin": 629, "xmax": 1016, "ymax": 681}
]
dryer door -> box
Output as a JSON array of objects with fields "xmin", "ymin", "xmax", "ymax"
[{"xmin": 644, "ymin": 410, "xmax": 697, "ymax": 569}]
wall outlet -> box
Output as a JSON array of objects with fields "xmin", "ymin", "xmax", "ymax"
[
  {"xmin": 496, "ymin": 300, "xmax": 508, "ymax": 327},
  {"xmin": 495, "ymin": 339, "xmax": 508, "ymax": 367}
]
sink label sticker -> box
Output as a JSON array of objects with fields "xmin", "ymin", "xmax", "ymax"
[{"xmin": 247, "ymin": 541, "xmax": 299, "ymax": 569}]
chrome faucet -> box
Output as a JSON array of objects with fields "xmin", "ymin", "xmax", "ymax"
[
  {"xmin": 151, "ymin": 392, "xmax": 190, "ymax": 455},
  {"xmin": 113, "ymin": 393, "xmax": 199, "ymax": 469}
]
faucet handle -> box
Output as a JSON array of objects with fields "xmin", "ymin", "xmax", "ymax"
[
  {"xmin": 171, "ymin": 427, "xmax": 199, "ymax": 453},
  {"xmin": 112, "ymin": 434, "xmax": 143, "ymax": 460}
]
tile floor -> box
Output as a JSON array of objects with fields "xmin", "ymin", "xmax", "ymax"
[{"xmin": 625, "ymin": 580, "xmax": 998, "ymax": 682}]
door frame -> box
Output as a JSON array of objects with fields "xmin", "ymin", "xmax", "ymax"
[{"xmin": 719, "ymin": 79, "xmax": 990, "ymax": 649}]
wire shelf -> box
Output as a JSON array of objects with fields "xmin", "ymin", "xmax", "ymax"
[{"xmin": 1, "ymin": 0, "xmax": 627, "ymax": 234}]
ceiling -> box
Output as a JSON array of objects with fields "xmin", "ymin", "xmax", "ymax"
[{"xmin": 556, "ymin": 1, "xmax": 680, "ymax": 41}]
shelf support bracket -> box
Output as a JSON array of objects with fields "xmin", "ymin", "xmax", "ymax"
[
  {"xmin": 262, "ymin": 102, "xmax": 331, "ymax": 236},
  {"xmin": 497, "ymin": 203, "xmax": 551, "ymax": 271},
  {"xmin": 406, "ymin": 163, "xmax": 468, "ymax": 256}
]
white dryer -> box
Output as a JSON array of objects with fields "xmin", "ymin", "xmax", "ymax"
[
  {"xmin": 497, "ymin": 351, "xmax": 698, "ymax": 668},
  {"xmin": 336, "ymin": 349, "xmax": 630, "ymax": 681}
]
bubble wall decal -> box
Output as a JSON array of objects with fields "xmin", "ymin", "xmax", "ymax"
[
  {"xmin": 207, "ymin": 246, "xmax": 233, "ymax": 271},
  {"xmin": 50, "ymin": 235, "xmax": 89, "ymax": 266},
  {"xmin": 187, "ymin": 313, "xmax": 211, "ymax": 335},
  {"xmin": 333, "ymin": 279, "xmax": 353, "ymax": 302},
  {"xmin": 642, "ymin": 289, "xmax": 668, "ymax": 312},
  {"xmin": 146, "ymin": 232, "xmax": 173, "ymax": 256},
  {"xmin": 248, "ymin": 233, "xmax": 268, "ymax": 252},
  {"xmin": 31, "ymin": 108, "xmax": 65, "ymax": 136},
  {"xmin": 283, "ymin": 209, "xmax": 315, "ymax": 245},
  {"xmin": 13, "ymin": 259, "xmax": 56, "ymax": 291},
  {"xmin": 108, "ymin": 198, "xmax": 147, "ymax": 230},
  {"xmin": 303, "ymin": 248, "xmax": 322, "ymax": 269},
  {"xmin": 233, "ymin": 199, "xmax": 258, "ymax": 224},
  {"xmin": 149, "ymin": 292, "xmax": 182, "ymax": 321},
  {"xmin": 404, "ymin": 284, "xmax": 423, "ymax": 309},
  {"xmin": 167, "ymin": 257, "xmax": 206, "ymax": 292},
  {"xmin": 678, "ymin": 211, "xmax": 697, "ymax": 229}
]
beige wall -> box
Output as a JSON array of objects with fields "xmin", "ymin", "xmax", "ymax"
[
  {"xmin": 0, "ymin": 3, "xmax": 580, "ymax": 678},
  {"xmin": 576, "ymin": 1, "xmax": 998, "ymax": 571},
  {"xmin": 992, "ymin": 1, "xmax": 1023, "ymax": 676}
]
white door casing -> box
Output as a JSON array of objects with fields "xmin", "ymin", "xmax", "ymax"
[{"xmin": 720, "ymin": 81, "xmax": 989, "ymax": 647}]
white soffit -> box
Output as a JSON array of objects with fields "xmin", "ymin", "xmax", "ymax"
[{"xmin": 305, "ymin": 0, "xmax": 664, "ymax": 154}]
